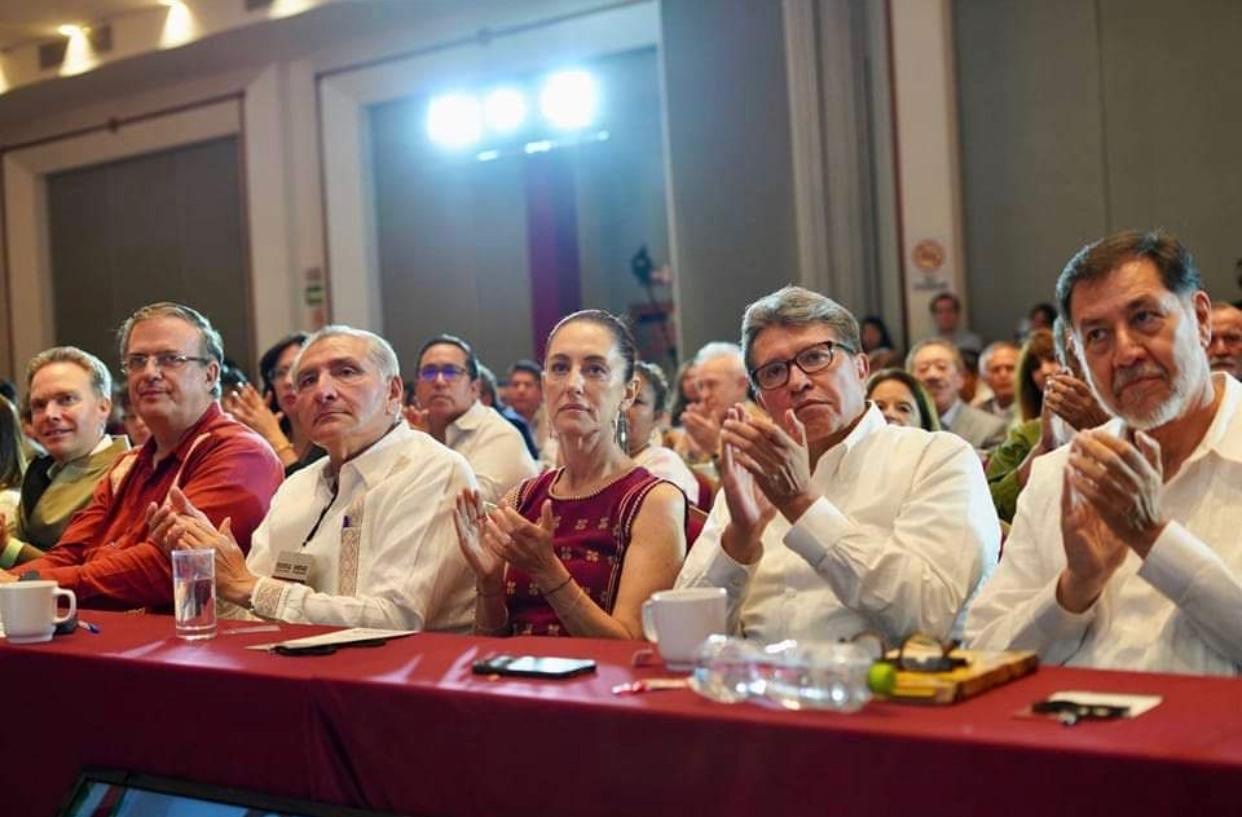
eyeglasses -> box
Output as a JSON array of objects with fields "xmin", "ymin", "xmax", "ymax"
[
  {"xmin": 122, "ymin": 353, "xmax": 212, "ymax": 375},
  {"xmin": 1031, "ymin": 699, "xmax": 1129, "ymax": 726},
  {"xmin": 749, "ymin": 340, "xmax": 855, "ymax": 391},
  {"xmin": 418, "ymin": 364, "xmax": 469, "ymax": 382}
]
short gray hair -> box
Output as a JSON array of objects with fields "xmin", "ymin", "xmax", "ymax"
[
  {"xmin": 295, "ymin": 325, "xmax": 400, "ymax": 382},
  {"xmin": 740, "ymin": 286, "xmax": 860, "ymax": 371},
  {"xmin": 905, "ymin": 337, "xmax": 965, "ymax": 374},
  {"xmin": 26, "ymin": 346, "xmax": 112, "ymax": 400},
  {"xmin": 693, "ymin": 341, "xmax": 744, "ymax": 368},
  {"xmin": 979, "ymin": 340, "xmax": 1019, "ymax": 374},
  {"xmin": 117, "ymin": 302, "xmax": 224, "ymax": 398}
]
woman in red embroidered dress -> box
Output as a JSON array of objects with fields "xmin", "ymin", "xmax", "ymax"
[{"xmin": 454, "ymin": 310, "xmax": 687, "ymax": 638}]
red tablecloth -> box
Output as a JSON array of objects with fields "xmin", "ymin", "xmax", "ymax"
[{"xmin": 2, "ymin": 610, "xmax": 1240, "ymax": 816}]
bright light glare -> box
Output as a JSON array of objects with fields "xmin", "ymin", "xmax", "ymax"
[
  {"xmin": 426, "ymin": 94, "xmax": 483, "ymax": 149},
  {"xmin": 58, "ymin": 25, "xmax": 96, "ymax": 76},
  {"xmin": 160, "ymin": 1, "xmax": 197, "ymax": 48},
  {"xmin": 524, "ymin": 140, "xmax": 554, "ymax": 154},
  {"xmin": 483, "ymin": 88, "xmax": 527, "ymax": 134},
  {"xmin": 476, "ymin": 150, "xmax": 501, "ymax": 162},
  {"xmin": 57, "ymin": 24, "xmax": 84, "ymax": 37},
  {"xmin": 539, "ymin": 70, "xmax": 598, "ymax": 130}
]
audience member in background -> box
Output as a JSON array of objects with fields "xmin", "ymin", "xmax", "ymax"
[
  {"xmin": 1028, "ymin": 302, "xmax": 1057, "ymax": 332},
  {"xmin": 476, "ymin": 363, "xmax": 539, "ymax": 459},
  {"xmin": 410, "ymin": 334, "xmax": 538, "ymax": 504},
  {"xmin": 677, "ymin": 286, "xmax": 998, "ymax": 645},
  {"xmin": 678, "ymin": 342, "xmax": 757, "ymax": 466},
  {"xmin": 224, "ymin": 333, "xmax": 325, "ymax": 476},
  {"xmin": 1209, "ymin": 301, "xmax": 1242, "ymax": 379},
  {"xmin": 1013, "ymin": 329, "xmax": 1062, "ymax": 423},
  {"xmin": 0, "ymin": 397, "xmax": 24, "ymax": 524},
  {"xmin": 928, "ymin": 292, "xmax": 982, "ymax": 355},
  {"xmin": 908, "ymin": 338, "xmax": 1008, "ymax": 452},
  {"xmin": 508, "ymin": 359, "xmax": 556, "ymax": 465},
  {"xmin": 668, "ymin": 360, "xmax": 698, "ymax": 428},
  {"xmin": 862, "ymin": 316, "xmax": 902, "ymax": 369},
  {"xmin": 986, "ymin": 318, "xmax": 1110, "ymax": 523},
  {"xmin": 625, "ymin": 361, "xmax": 700, "ymax": 505},
  {"xmin": 114, "ymin": 386, "xmax": 151, "ymax": 448},
  {"xmin": 958, "ymin": 350, "xmax": 982, "ymax": 404},
  {"xmin": 0, "ymin": 303, "xmax": 283, "ymax": 608},
  {"xmin": 158, "ymin": 325, "xmax": 476, "ymax": 630},
  {"xmin": 0, "ymin": 348, "xmax": 128, "ymax": 568},
  {"xmin": 865, "ymin": 369, "xmax": 941, "ymax": 432},
  {"xmin": 972, "ymin": 341, "xmax": 1020, "ymax": 423},
  {"xmin": 967, "ymin": 229, "xmax": 1242, "ymax": 674},
  {"xmin": 454, "ymin": 310, "xmax": 686, "ymax": 638}
]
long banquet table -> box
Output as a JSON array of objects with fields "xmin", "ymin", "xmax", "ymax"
[{"xmin": 2, "ymin": 610, "xmax": 1240, "ymax": 816}]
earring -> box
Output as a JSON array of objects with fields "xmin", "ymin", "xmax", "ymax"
[{"xmin": 615, "ymin": 412, "xmax": 629, "ymax": 450}]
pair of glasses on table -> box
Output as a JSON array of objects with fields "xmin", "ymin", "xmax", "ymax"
[{"xmin": 849, "ymin": 631, "xmax": 969, "ymax": 673}]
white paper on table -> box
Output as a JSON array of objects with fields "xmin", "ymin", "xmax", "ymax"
[
  {"xmin": 245, "ymin": 627, "xmax": 418, "ymax": 651},
  {"xmin": 1047, "ymin": 690, "xmax": 1163, "ymax": 718}
]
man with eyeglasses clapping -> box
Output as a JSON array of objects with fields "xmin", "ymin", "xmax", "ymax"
[
  {"xmin": 410, "ymin": 335, "xmax": 538, "ymax": 503},
  {"xmin": 0, "ymin": 303, "xmax": 283, "ymax": 609},
  {"xmin": 676, "ymin": 286, "xmax": 1000, "ymax": 646}
]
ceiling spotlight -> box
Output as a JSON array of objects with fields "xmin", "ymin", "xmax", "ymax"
[
  {"xmin": 483, "ymin": 87, "xmax": 527, "ymax": 134},
  {"xmin": 426, "ymin": 93, "xmax": 483, "ymax": 149},
  {"xmin": 539, "ymin": 70, "xmax": 598, "ymax": 130},
  {"xmin": 57, "ymin": 24, "xmax": 86, "ymax": 37}
]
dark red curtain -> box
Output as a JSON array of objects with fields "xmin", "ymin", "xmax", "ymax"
[{"xmin": 523, "ymin": 151, "xmax": 583, "ymax": 360}]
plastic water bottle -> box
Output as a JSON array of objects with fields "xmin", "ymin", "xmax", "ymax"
[{"xmin": 690, "ymin": 636, "xmax": 874, "ymax": 712}]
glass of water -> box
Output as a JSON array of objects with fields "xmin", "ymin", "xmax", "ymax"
[{"xmin": 171, "ymin": 549, "xmax": 217, "ymax": 640}]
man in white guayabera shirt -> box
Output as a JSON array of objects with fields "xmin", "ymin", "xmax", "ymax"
[
  {"xmin": 676, "ymin": 285, "xmax": 999, "ymax": 646},
  {"xmin": 156, "ymin": 325, "xmax": 476, "ymax": 631},
  {"xmin": 967, "ymin": 230, "xmax": 1242, "ymax": 675}
]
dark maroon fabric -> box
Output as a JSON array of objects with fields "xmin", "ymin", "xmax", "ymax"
[
  {"xmin": 523, "ymin": 151, "xmax": 582, "ymax": 362},
  {"xmin": 3, "ymin": 610, "xmax": 1242, "ymax": 817},
  {"xmin": 507, "ymin": 467, "xmax": 660, "ymax": 636}
]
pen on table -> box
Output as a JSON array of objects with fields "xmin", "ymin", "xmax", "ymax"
[{"xmin": 78, "ymin": 620, "xmax": 101, "ymax": 634}]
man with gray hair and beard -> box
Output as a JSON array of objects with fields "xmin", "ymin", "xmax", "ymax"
[
  {"xmin": 677, "ymin": 286, "xmax": 998, "ymax": 646},
  {"xmin": 156, "ymin": 325, "xmax": 477, "ymax": 631},
  {"xmin": 967, "ymin": 230, "xmax": 1242, "ymax": 675}
]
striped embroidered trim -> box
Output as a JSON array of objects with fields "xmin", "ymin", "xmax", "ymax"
[{"xmin": 251, "ymin": 577, "xmax": 288, "ymax": 619}]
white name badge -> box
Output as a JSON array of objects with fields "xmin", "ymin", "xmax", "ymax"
[{"xmin": 272, "ymin": 551, "xmax": 315, "ymax": 584}]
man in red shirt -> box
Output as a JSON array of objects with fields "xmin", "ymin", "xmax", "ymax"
[{"xmin": 0, "ymin": 303, "xmax": 283, "ymax": 609}]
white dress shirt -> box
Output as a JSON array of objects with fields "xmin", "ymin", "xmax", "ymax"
[
  {"xmin": 241, "ymin": 422, "xmax": 477, "ymax": 632},
  {"xmin": 445, "ymin": 400, "xmax": 539, "ymax": 504},
  {"xmin": 676, "ymin": 404, "xmax": 1000, "ymax": 645},
  {"xmin": 966, "ymin": 373, "xmax": 1242, "ymax": 676},
  {"xmin": 634, "ymin": 444, "xmax": 700, "ymax": 506}
]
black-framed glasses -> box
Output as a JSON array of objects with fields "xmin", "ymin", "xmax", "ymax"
[
  {"xmin": 122, "ymin": 353, "xmax": 213, "ymax": 375},
  {"xmin": 418, "ymin": 364, "xmax": 468, "ymax": 382},
  {"xmin": 749, "ymin": 340, "xmax": 855, "ymax": 391}
]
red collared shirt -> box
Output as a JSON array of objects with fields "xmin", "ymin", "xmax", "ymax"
[{"xmin": 21, "ymin": 403, "xmax": 284, "ymax": 609}]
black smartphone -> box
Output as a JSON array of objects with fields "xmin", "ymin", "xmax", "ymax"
[{"xmin": 471, "ymin": 654, "xmax": 597, "ymax": 679}]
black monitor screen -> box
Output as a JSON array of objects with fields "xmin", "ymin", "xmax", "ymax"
[{"xmin": 59, "ymin": 768, "xmax": 399, "ymax": 817}]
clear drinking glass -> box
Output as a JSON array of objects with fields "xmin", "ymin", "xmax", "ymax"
[
  {"xmin": 690, "ymin": 635, "xmax": 762, "ymax": 703},
  {"xmin": 171, "ymin": 549, "xmax": 217, "ymax": 640}
]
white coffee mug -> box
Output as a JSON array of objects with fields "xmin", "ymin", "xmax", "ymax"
[
  {"xmin": 641, "ymin": 587, "xmax": 727, "ymax": 669},
  {"xmin": 0, "ymin": 580, "xmax": 77, "ymax": 644}
]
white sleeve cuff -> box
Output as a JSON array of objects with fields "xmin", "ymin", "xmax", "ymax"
[
  {"xmin": 250, "ymin": 576, "xmax": 293, "ymax": 620},
  {"xmin": 1137, "ymin": 521, "xmax": 1207, "ymax": 603},
  {"xmin": 1029, "ymin": 576, "xmax": 1097, "ymax": 642},
  {"xmin": 782, "ymin": 496, "xmax": 851, "ymax": 569}
]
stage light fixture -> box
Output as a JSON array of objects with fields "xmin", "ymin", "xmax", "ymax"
[
  {"xmin": 57, "ymin": 24, "xmax": 85, "ymax": 37},
  {"xmin": 483, "ymin": 87, "xmax": 527, "ymax": 134},
  {"xmin": 426, "ymin": 93, "xmax": 483, "ymax": 149},
  {"xmin": 539, "ymin": 70, "xmax": 598, "ymax": 130}
]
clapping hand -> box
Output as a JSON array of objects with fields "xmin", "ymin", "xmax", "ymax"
[
  {"xmin": 681, "ymin": 402, "xmax": 722, "ymax": 457},
  {"xmin": 720, "ymin": 405, "xmax": 815, "ymax": 522},
  {"xmin": 1067, "ymin": 428, "xmax": 1165, "ymax": 553},
  {"xmin": 153, "ymin": 488, "xmax": 256, "ymax": 605},
  {"xmin": 1045, "ymin": 373, "xmax": 1110, "ymax": 432},
  {"xmin": 223, "ymin": 384, "xmax": 287, "ymax": 445},
  {"xmin": 1056, "ymin": 467, "xmax": 1129, "ymax": 613},
  {"xmin": 717, "ymin": 406, "xmax": 777, "ymax": 564},
  {"xmin": 454, "ymin": 488, "xmax": 505, "ymax": 586},
  {"xmin": 403, "ymin": 404, "xmax": 430, "ymax": 433}
]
